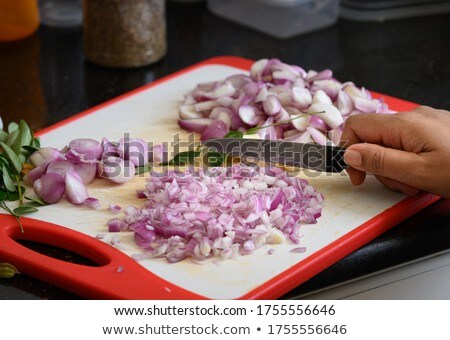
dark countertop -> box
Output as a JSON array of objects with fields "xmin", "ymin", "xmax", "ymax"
[{"xmin": 0, "ymin": 2, "xmax": 449, "ymax": 299}]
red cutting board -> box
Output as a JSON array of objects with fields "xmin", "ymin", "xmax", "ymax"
[{"xmin": 0, "ymin": 57, "xmax": 439, "ymax": 299}]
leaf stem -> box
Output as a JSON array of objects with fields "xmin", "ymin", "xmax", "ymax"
[{"xmin": 0, "ymin": 202, "xmax": 23, "ymax": 233}]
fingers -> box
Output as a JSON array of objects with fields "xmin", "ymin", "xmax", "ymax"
[
  {"xmin": 340, "ymin": 113, "xmax": 405, "ymax": 149},
  {"xmin": 374, "ymin": 175, "xmax": 420, "ymax": 197},
  {"xmin": 343, "ymin": 143, "xmax": 425, "ymax": 188}
]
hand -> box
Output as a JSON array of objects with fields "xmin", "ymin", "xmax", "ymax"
[{"xmin": 341, "ymin": 106, "xmax": 450, "ymax": 199}]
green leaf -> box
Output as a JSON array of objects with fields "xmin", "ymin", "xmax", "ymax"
[
  {"xmin": 0, "ymin": 190, "xmax": 8, "ymax": 201},
  {"xmin": 19, "ymin": 120, "xmax": 32, "ymax": 147},
  {"xmin": 6, "ymin": 129, "xmax": 19, "ymax": 151},
  {"xmin": 224, "ymin": 131, "xmax": 245, "ymax": 139},
  {"xmin": 0, "ymin": 142, "xmax": 22, "ymax": 174},
  {"xmin": 6, "ymin": 191, "xmax": 20, "ymax": 201},
  {"xmin": 13, "ymin": 206, "xmax": 38, "ymax": 216},
  {"xmin": 2, "ymin": 166, "xmax": 16, "ymax": 192},
  {"xmin": 204, "ymin": 151, "xmax": 225, "ymax": 167},
  {"xmin": 24, "ymin": 195, "xmax": 47, "ymax": 206},
  {"xmin": 0, "ymin": 130, "xmax": 8, "ymax": 143},
  {"xmin": 31, "ymin": 137, "xmax": 40, "ymax": 149},
  {"xmin": 135, "ymin": 163, "xmax": 151, "ymax": 175},
  {"xmin": 22, "ymin": 145, "xmax": 39, "ymax": 154},
  {"xmin": 162, "ymin": 151, "xmax": 200, "ymax": 166},
  {"xmin": 7, "ymin": 122, "xmax": 19, "ymax": 134}
]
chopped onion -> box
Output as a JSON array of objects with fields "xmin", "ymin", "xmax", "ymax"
[
  {"xmin": 178, "ymin": 118, "xmax": 213, "ymax": 133},
  {"xmin": 110, "ymin": 165, "xmax": 323, "ymax": 263},
  {"xmin": 108, "ymin": 203, "xmax": 122, "ymax": 214},
  {"xmin": 290, "ymin": 246, "xmax": 306, "ymax": 253},
  {"xmin": 200, "ymin": 119, "xmax": 229, "ymax": 141},
  {"xmin": 84, "ymin": 197, "xmax": 101, "ymax": 210},
  {"xmin": 178, "ymin": 58, "xmax": 391, "ymax": 145}
]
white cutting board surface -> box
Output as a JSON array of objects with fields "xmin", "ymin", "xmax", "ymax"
[{"xmin": 30, "ymin": 62, "xmax": 409, "ymax": 299}]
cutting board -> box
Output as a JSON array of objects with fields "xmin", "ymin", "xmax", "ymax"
[{"xmin": 0, "ymin": 57, "xmax": 439, "ymax": 299}]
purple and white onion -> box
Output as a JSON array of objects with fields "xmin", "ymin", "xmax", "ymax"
[
  {"xmin": 111, "ymin": 165, "xmax": 322, "ymax": 263},
  {"xmin": 177, "ymin": 58, "xmax": 392, "ymax": 145}
]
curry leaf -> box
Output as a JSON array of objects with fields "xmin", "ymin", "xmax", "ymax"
[{"xmin": 0, "ymin": 142, "xmax": 22, "ymax": 174}]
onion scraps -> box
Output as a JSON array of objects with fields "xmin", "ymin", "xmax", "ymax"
[{"xmin": 111, "ymin": 165, "xmax": 323, "ymax": 263}]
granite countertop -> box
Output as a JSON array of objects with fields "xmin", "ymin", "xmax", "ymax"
[{"xmin": 0, "ymin": 2, "xmax": 449, "ymax": 299}]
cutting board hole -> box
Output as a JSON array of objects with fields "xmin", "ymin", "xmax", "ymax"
[{"xmin": 18, "ymin": 240, "xmax": 100, "ymax": 267}]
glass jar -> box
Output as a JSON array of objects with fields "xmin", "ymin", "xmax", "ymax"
[
  {"xmin": 0, "ymin": 0, "xmax": 40, "ymax": 42},
  {"xmin": 83, "ymin": 0, "xmax": 167, "ymax": 68}
]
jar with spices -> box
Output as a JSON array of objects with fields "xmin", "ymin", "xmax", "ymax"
[{"xmin": 83, "ymin": 0, "xmax": 167, "ymax": 68}]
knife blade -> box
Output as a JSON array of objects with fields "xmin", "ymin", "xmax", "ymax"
[{"xmin": 202, "ymin": 138, "xmax": 347, "ymax": 173}]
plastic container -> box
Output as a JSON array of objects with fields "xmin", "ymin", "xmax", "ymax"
[
  {"xmin": 83, "ymin": 0, "xmax": 167, "ymax": 68},
  {"xmin": 207, "ymin": 0, "xmax": 339, "ymax": 39},
  {"xmin": 0, "ymin": 0, "xmax": 40, "ymax": 41},
  {"xmin": 340, "ymin": 0, "xmax": 450, "ymax": 22},
  {"xmin": 39, "ymin": 0, "xmax": 83, "ymax": 27}
]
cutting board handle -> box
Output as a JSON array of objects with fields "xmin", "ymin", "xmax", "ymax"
[{"xmin": 0, "ymin": 215, "xmax": 203, "ymax": 299}]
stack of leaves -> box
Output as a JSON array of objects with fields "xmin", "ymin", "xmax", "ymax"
[{"xmin": 0, "ymin": 120, "xmax": 46, "ymax": 232}]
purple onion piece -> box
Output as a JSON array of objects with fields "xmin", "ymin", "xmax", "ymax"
[
  {"xmin": 33, "ymin": 173, "xmax": 65, "ymax": 204},
  {"xmin": 23, "ymin": 163, "xmax": 48, "ymax": 186},
  {"xmin": 100, "ymin": 156, "xmax": 136, "ymax": 184},
  {"xmin": 65, "ymin": 170, "xmax": 89, "ymax": 204},
  {"xmin": 68, "ymin": 138, "xmax": 102, "ymax": 162},
  {"xmin": 200, "ymin": 119, "xmax": 229, "ymax": 141},
  {"xmin": 46, "ymin": 160, "xmax": 74, "ymax": 178},
  {"xmin": 29, "ymin": 147, "xmax": 62, "ymax": 167},
  {"xmin": 178, "ymin": 118, "xmax": 213, "ymax": 133},
  {"xmin": 118, "ymin": 137, "xmax": 148, "ymax": 167},
  {"xmin": 84, "ymin": 197, "xmax": 101, "ymax": 210},
  {"xmin": 73, "ymin": 163, "xmax": 97, "ymax": 185},
  {"xmin": 108, "ymin": 203, "xmax": 122, "ymax": 214},
  {"xmin": 149, "ymin": 144, "xmax": 167, "ymax": 163}
]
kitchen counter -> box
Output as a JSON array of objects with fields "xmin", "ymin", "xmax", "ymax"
[{"xmin": 0, "ymin": 2, "xmax": 449, "ymax": 299}]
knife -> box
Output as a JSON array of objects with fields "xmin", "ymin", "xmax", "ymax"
[{"xmin": 202, "ymin": 138, "xmax": 347, "ymax": 173}]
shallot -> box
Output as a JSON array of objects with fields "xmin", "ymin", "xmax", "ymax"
[
  {"xmin": 112, "ymin": 165, "xmax": 322, "ymax": 263},
  {"xmin": 177, "ymin": 58, "xmax": 392, "ymax": 145}
]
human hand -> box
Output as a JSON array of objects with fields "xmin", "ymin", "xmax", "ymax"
[{"xmin": 341, "ymin": 106, "xmax": 450, "ymax": 199}]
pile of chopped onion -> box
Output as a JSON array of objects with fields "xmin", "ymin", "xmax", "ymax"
[
  {"xmin": 110, "ymin": 165, "xmax": 323, "ymax": 263},
  {"xmin": 25, "ymin": 137, "xmax": 165, "ymax": 207},
  {"xmin": 178, "ymin": 58, "xmax": 393, "ymax": 144}
]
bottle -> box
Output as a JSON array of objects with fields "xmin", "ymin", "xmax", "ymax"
[
  {"xmin": 0, "ymin": 0, "xmax": 40, "ymax": 42},
  {"xmin": 83, "ymin": 0, "xmax": 167, "ymax": 68}
]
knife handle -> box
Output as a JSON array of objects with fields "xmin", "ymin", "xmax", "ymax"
[{"xmin": 0, "ymin": 215, "xmax": 204, "ymax": 299}]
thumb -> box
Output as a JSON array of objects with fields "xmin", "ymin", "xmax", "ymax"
[{"xmin": 343, "ymin": 143, "xmax": 423, "ymax": 186}]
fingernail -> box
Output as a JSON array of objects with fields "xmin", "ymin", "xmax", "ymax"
[{"xmin": 344, "ymin": 150, "xmax": 362, "ymax": 167}]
